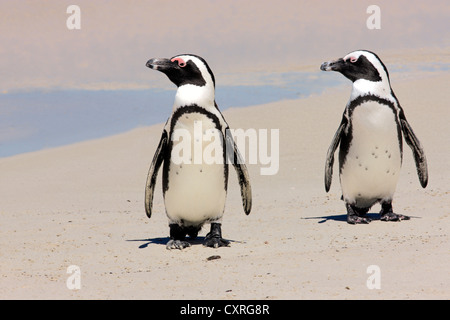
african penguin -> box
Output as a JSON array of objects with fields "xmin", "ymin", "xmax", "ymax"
[
  {"xmin": 320, "ymin": 50, "xmax": 428, "ymax": 224},
  {"xmin": 145, "ymin": 54, "xmax": 252, "ymax": 249}
]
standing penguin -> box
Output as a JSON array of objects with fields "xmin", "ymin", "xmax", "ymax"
[
  {"xmin": 320, "ymin": 50, "xmax": 428, "ymax": 224},
  {"xmin": 145, "ymin": 54, "xmax": 252, "ymax": 249}
]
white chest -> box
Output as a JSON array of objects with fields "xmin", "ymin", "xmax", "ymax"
[
  {"xmin": 340, "ymin": 101, "xmax": 402, "ymax": 205},
  {"xmin": 164, "ymin": 112, "xmax": 227, "ymax": 225}
]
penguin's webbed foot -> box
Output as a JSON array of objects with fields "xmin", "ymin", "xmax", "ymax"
[
  {"xmin": 346, "ymin": 203, "xmax": 371, "ymax": 224},
  {"xmin": 204, "ymin": 223, "xmax": 230, "ymax": 248},
  {"xmin": 204, "ymin": 236, "xmax": 230, "ymax": 248},
  {"xmin": 347, "ymin": 214, "xmax": 371, "ymax": 224},
  {"xmin": 380, "ymin": 211, "xmax": 410, "ymax": 222},
  {"xmin": 379, "ymin": 202, "xmax": 410, "ymax": 222},
  {"xmin": 167, "ymin": 223, "xmax": 194, "ymax": 250},
  {"xmin": 166, "ymin": 239, "xmax": 191, "ymax": 250}
]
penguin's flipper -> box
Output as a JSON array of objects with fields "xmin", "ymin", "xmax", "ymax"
[
  {"xmin": 226, "ymin": 131, "xmax": 252, "ymax": 215},
  {"xmin": 325, "ymin": 116, "xmax": 347, "ymax": 192},
  {"xmin": 399, "ymin": 113, "xmax": 428, "ymax": 188},
  {"xmin": 145, "ymin": 130, "xmax": 168, "ymax": 218}
]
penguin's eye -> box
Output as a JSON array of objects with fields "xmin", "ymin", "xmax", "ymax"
[
  {"xmin": 171, "ymin": 57, "xmax": 186, "ymax": 68},
  {"xmin": 349, "ymin": 57, "xmax": 358, "ymax": 63}
]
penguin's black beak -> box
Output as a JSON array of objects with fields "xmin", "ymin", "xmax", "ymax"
[
  {"xmin": 320, "ymin": 58, "xmax": 345, "ymax": 72},
  {"xmin": 146, "ymin": 58, "xmax": 174, "ymax": 71}
]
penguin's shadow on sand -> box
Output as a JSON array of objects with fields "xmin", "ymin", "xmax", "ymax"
[
  {"xmin": 126, "ymin": 237, "xmax": 198, "ymax": 249},
  {"xmin": 126, "ymin": 237, "xmax": 170, "ymax": 249},
  {"xmin": 304, "ymin": 213, "xmax": 420, "ymax": 224},
  {"xmin": 304, "ymin": 213, "xmax": 378, "ymax": 224},
  {"xmin": 127, "ymin": 237, "xmax": 239, "ymax": 249}
]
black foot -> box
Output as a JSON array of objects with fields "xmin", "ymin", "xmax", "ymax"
[
  {"xmin": 204, "ymin": 223, "xmax": 230, "ymax": 248},
  {"xmin": 347, "ymin": 214, "xmax": 371, "ymax": 224},
  {"xmin": 380, "ymin": 202, "xmax": 409, "ymax": 222},
  {"xmin": 166, "ymin": 224, "xmax": 200, "ymax": 250},
  {"xmin": 346, "ymin": 203, "xmax": 371, "ymax": 224},
  {"xmin": 166, "ymin": 239, "xmax": 191, "ymax": 250}
]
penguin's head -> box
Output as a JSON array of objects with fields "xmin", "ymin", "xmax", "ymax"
[
  {"xmin": 146, "ymin": 54, "xmax": 215, "ymax": 88},
  {"xmin": 320, "ymin": 50, "xmax": 390, "ymax": 84},
  {"xmin": 320, "ymin": 50, "xmax": 394, "ymax": 98}
]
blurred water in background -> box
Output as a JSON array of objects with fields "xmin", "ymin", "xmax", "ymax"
[{"xmin": 0, "ymin": 62, "xmax": 447, "ymax": 158}]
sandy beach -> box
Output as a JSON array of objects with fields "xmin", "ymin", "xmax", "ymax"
[{"xmin": 0, "ymin": 64, "xmax": 448, "ymax": 300}]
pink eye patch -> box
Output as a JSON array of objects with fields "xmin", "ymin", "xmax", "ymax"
[{"xmin": 171, "ymin": 57, "xmax": 186, "ymax": 67}]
